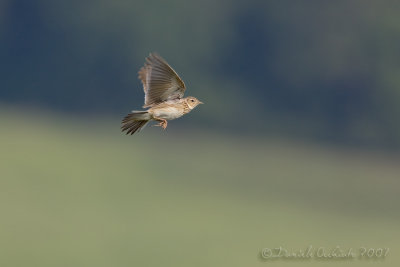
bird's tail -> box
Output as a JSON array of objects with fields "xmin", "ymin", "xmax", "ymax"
[{"xmin": 121, "ymin": 111, "xmax": 151, "ymax": 135}]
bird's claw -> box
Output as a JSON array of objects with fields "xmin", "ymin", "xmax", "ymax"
[
  {"xmin": 159, "ymin": 120, "xmax": 167, "ymax": 130},
  {"xmin": 153, "ymin": 119, "xmax": 168, "ymax": 130}
]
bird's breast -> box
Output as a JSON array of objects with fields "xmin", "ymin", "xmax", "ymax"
[{"xmin": 151, "ymin": 106, "xmax": 185, "ymax": 120}]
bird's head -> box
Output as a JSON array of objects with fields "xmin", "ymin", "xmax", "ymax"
[{"xmin": 185, "ymin": 96, "xmax": 203, "ymax": 110}]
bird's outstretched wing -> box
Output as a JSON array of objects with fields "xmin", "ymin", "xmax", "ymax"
[{"xmin": 138, "ymin": 53, "xmax": 186, "ymax": 108}]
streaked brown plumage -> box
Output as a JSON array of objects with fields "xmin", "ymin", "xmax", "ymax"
[{"xmin": 121, "ymin": 53, "xmax": 203, "ymax": 135}]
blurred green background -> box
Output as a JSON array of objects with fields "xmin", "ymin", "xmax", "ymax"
[{"xmin": 1, "ymin": 1, "xmax": 400, "ymax": 266}]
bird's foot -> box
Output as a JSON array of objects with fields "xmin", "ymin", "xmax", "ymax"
[
  {"xmin": 154, "ymin": 119, "xmax": 168, "ymax": 130},
  {"xmin": 159, "ymin": 119, "xmax": 167, "ymax": 129}
]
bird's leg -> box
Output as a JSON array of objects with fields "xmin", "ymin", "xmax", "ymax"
[
  {"xmin": 159, "ymin": 119, "xmax": 167, "ymax": 129},
  {"xmin": 153, "ymin": 118, "xmax": 168, "ymax": 130}
]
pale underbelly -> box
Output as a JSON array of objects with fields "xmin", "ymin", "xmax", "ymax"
[{"xmin": 152, "ymin": 107, "xmax": 184, "ymax": 120}]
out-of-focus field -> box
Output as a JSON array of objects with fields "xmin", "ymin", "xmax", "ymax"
[{"xmin": 1, "ymin": 108, "xmax": 399, "ymax": 267}]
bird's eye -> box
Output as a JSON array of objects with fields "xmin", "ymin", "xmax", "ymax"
[{"xmin": 191, "ymin": 99, "xmax": 195, "ymax": 102}]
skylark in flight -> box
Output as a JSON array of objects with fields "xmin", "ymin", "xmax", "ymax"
[{"xmin": 121, "ymin": 53, "xmax": 203, "ymax": 135}]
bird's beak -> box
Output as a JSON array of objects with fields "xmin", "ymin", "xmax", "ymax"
[{"xmin": 199, "ymin": 101, "xmax": 204, "ymax": 104}]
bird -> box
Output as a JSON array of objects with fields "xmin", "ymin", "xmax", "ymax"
[{"xmin": 121, "ymin": 53, "xmax": 203, "ymax": 135}]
